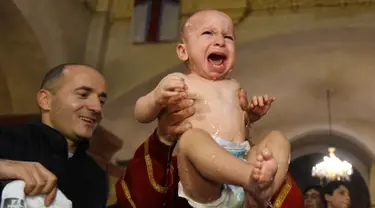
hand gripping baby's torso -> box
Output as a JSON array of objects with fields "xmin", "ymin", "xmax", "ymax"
[{"xmin": 183, "ymin": 73, "xmax": 246, "ymax": 143}]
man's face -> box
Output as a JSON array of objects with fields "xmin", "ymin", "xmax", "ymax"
[
  {"xmin": 326, "ymin": 185, "xmax": 350, "ymax": 208},
  {"xmin": 180, "ymin": 10, "xmax": 236, "ymax": 80},
  {"xmin": 304, "ymin": 189, "xmax": 323, "ymax": 208},
  {"xmin": 48, "ymin": 66, "xmax": 107, "ymax": 141}
]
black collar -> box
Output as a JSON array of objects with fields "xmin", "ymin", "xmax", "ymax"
[
  {"xmin": 27, "ymin": 119, "xmax": 90, "ymax": 155},
  {"xmin": 28, "ymin": 119, "xmax": 69, "ymax": 158}
]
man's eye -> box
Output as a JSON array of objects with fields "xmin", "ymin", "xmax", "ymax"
[
  {"xmin": 202, "ymin": 31, "xmax": 211, "ymax": 35},
  {"xmin": 77, "ymin": 93, "xmax": 88, "ymax": 98}
]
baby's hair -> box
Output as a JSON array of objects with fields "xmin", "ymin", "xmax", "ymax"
[
  {"xmin": 179, "ymin": 9, "xmax": 222, "ymax": 42},
  {"xmin": 178, "ymin": 9, "xmax": 232, "ymax": 68}
]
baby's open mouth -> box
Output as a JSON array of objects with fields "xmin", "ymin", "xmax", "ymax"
[{"xmin": 208, "ymin": 53, "xmax": 227, "ymax": 65}]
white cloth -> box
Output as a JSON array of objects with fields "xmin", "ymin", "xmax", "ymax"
[
  {"xmin": 1, "ymin": 180, "xmax": 72, "ymax": 208},
  {"xmin": 178, "ymin": 136, "xmax": 250, "ymax": 208},
  {"xmin": 178, "ymin": 182, "xmax": 244, "ymax": 208}
]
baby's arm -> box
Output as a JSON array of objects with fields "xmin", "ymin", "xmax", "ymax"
[
  {"xmin": 236, "ymin": 80, "xmax": 275, "ymax": 124},
  {"xmin": 134, "ymin": 89, "xmax": 161, "ymax": 123},
  {"xmin": 134, "ymin": 73, "xmax": 187, "ymax": 123}
]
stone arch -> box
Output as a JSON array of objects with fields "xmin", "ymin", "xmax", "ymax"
[
  {"xmin": 290, "ymin": 130, "xmax": 373, "ymax": 186},
  {"xmin": 290, "ymin": 152, "xmax": 370, "ymax": 207},
  {"xmin": 12, "ymin": 0, "xmax": 92, "ymax": 67},
  {"xmin": 0, "ymin": 0, "xmax": 48, "ymax": 114},
  {"xmin": 0, "ymin": 0, "xmax": 93, "ymax": 114}
]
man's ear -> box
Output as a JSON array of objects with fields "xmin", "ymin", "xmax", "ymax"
[
  {"xmin": 176, "ymin": 43, "xmax": 188, "ymax": 61},
  {"xmin": 324, "ymin": 194, "xmax": 331, "ymax": 203},
  {"xmin": 37, "ymin": 89, "xmax": 52, "ymax": 111}
]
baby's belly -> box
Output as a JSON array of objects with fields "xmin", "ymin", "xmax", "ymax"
[{"xmin": 189, "ymin": 107, "xmax": 245, "ymax": 143}]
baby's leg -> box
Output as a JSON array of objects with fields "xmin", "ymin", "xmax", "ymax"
[
  {"xmin": 177, "ymin": 128, "xmax": 254, "ymax": 204},
  {"xmin": 245, "ymin": 131, "xmax": 290, "ymax": 206}
]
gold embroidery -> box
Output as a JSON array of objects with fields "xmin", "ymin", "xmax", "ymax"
[
  {"xmin": 121, "ymin": 180, "xmax": 136, "ymax": 208},
  {"xmin": 144, "ymin": 139, "xmax": 174, "ymax": 194},
  {"xmin": 273, "ymin": 175, "xmax": 292, "ymax": 208}
]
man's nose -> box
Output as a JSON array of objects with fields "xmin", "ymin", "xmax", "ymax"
[{"xmin": 87, "ymin": 98, "xmax": 102, "ymax": 113}]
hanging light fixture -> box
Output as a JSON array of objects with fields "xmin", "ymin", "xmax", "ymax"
[
  {"xmin": 311, "ymin": 89, "xmax": 353, "ymax": 181},
  {"xmin": 312, "ymin": 147, "xmax": 353, "ymax": 181}
]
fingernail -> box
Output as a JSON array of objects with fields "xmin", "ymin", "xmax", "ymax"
[{"xmin": 187, "ymin": 99, "xmax": 194, "ymax": 105}]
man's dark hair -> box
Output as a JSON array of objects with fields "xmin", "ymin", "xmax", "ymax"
[
  {"xmin": 304, "ymin": 185, "xmax": 322, "ymax": 195},
  {"xmin": 40, "ymin": 63, "xmax": 67, "ymax": 90},
  {"xmin": 40, "ymin": 63, "xmax": 95, "ymax": 92}
]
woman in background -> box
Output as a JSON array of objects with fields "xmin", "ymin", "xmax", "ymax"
[{"xmin": 321, "ymin": 181, "xmax": 350, "ymax": 208}]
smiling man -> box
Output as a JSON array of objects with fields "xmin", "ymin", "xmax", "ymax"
[{"xmin": 0, "ymin": 64, "xmax": 108, "ymax": 207}]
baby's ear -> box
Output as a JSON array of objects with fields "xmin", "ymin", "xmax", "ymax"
[{"xmin": 176, "ymin": 43, "xmax": 188, "ymax": 61}]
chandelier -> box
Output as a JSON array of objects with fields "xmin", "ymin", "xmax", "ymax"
[
  {"xmin": 311, "ymin": 89, "xmax": 353, "ymax": 181},
  {"xmin": 312, "ymin": 147, "xmax": 353, "ymax": 181}
]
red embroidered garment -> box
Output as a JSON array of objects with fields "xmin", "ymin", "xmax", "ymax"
[{"xmin": 116, "ymin": 130, "xmax": 304, "ymax": 208}]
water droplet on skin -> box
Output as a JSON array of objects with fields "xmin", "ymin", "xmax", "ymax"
[{"xmin": 211, "ymin": 124, "xmax": 219, "ymax": 137}]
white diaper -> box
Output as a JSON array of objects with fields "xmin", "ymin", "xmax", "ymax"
[
  {"xmin": 1, "ymin": 180, "xmax": 72, "ymax": 208},
  {"xmin": 178, "ymin": 182, "xmax": 244, "ymax": 208},
  {"xmin": 178, "ymin": 136, "xmax": 250, "ymax": 208}
]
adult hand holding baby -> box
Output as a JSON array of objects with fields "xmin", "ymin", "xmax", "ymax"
[{"xmin": 157, "ymin": 87, "xmax": 268, "ymax": 146}]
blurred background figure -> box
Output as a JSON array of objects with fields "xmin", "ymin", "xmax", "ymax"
[
  {"xmin": 321, "ymin": 181, "xmax": 350, "ymax": 208},
  {"xmin": 304, "ymin": 185, "xmax": 324, "ymax": 208}
]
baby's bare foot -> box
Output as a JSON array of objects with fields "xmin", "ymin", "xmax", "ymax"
[
  {"xmin": 244, "ymin": 147, "xmax": 278, "ymax": 207},
  {"xmin": 257, "ymin": 147, "xmax": 278, "ymax": 186},
  {"xmin": 247, "ymin": 147, "xmax": 278, "ymax": 203},
  {"xmin": 251, "ymin": 153, "xmax": 262, "ymax": 182}
]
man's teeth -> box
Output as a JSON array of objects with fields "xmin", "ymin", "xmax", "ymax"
[{"xmin": 80, "ymin": 117, "xmax": 95, "ymax": 123}]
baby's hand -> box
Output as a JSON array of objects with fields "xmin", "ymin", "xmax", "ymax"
[{"xmin": 154, "ymin": 74, "xmax": 187, "ymax": 106}]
